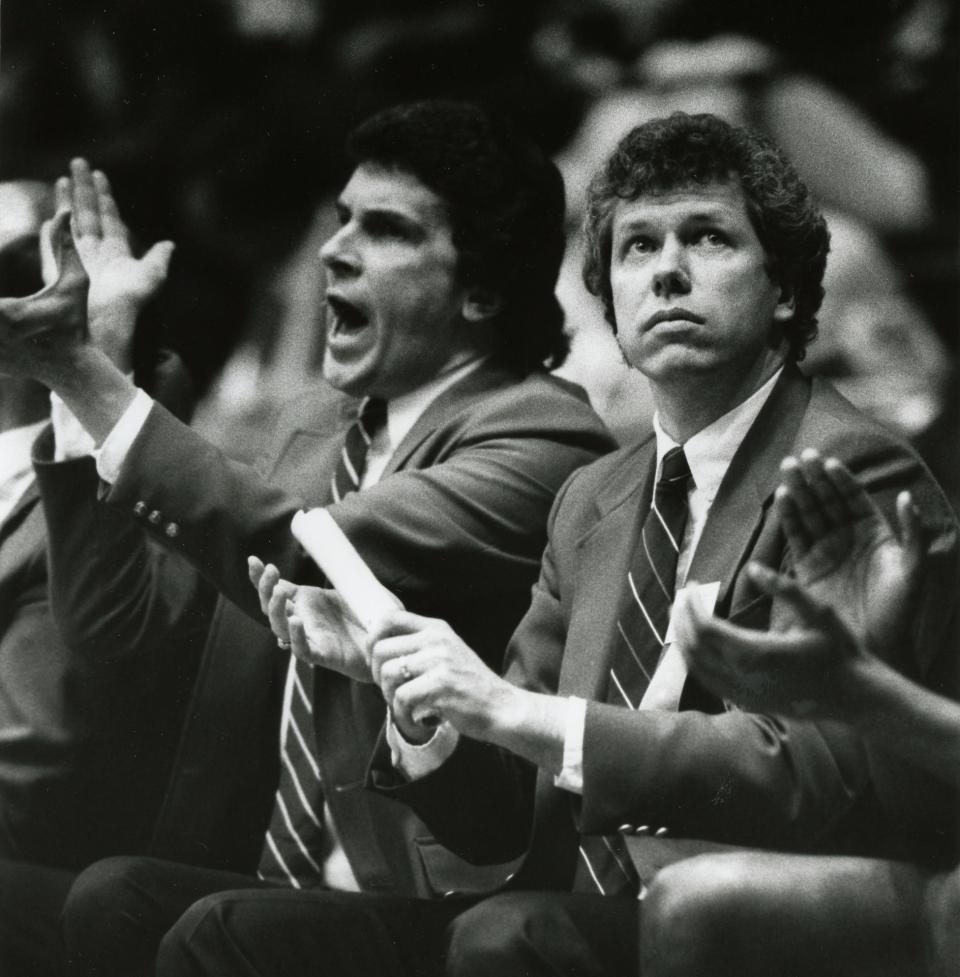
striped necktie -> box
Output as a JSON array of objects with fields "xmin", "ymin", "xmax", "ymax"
[
  {"xmin": 258, "ymin": 397, "xmax": 386, "ymax": 888},
  {"xmin": 575, "ymin": 446, "xmax": 692, "ymax": 897}
]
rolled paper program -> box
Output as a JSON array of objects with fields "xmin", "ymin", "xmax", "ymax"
[{"xmin": 291, "ymin": 508, "xmax": 403, "ymax": 631}]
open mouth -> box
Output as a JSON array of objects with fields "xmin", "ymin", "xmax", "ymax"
[{"xmin": 326, "ymin": 294, "xmax": 369, "ymax": 334}]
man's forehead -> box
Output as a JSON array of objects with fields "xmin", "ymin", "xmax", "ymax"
[
  {"xmin": 612, "ymin": 180, "xmax": 749, "ymax": 225},
  {"xmin": 339, "ymin": 163, "xmax": 449, "ymax": 220}
]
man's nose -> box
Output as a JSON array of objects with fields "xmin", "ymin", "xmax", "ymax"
[
  {"xmin": 320, "ymin": 226, "xmax": 360, "ymax": 277},
  {"xmin": 652, "ymin": 238, "xmax": 690, "ymax": 299}
]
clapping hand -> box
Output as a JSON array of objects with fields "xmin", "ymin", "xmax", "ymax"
[
  {"xmin": 40, "ymin": 159, "xmax": 174, "ymax": 369},
  {"xmin": 248, "ymin": 556, "xmax": 375, "ymax": 683},
  {"xmin": 776, "ymin": 449, "xmax": 922, "ymax": 658},
  {"xmin": 0, "ymin": 210, "xmax": 88, "ymax": 381},
  {"xmin": 677, "ymin": 453, "xmax": 924, "ymax": 720}
]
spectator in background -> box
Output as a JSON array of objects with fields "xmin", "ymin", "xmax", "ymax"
[
  {"xmin": 643, "ymin": 452, "xmax": 958, "ymax": 977},
  {"xmin": 0, "ymin": 173, "xmax": 210, "ymax": 977}
]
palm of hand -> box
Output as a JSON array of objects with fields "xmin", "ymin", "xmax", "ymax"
[
  {"xmin": 791, "ymin": 510, "xmax": 911, "ymax": 656},
  {"xmin": 75, "ymin": 232, "xmax": 168, "ymax": 321},
  {"xmin": 295, "ymin": 588, "xmax": 372, "ymax": 682}
]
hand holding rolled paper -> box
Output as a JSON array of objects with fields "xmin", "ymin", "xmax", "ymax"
[{"xmin": 291, "ymin": 509, "xmax": 403, "ymax": 631}]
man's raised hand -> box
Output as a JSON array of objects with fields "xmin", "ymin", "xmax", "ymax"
[
  {"xmin": 40, "ymin": 159, "xmax": 174, "ymax": 370},
  {"xmin": 0, "ymin": 210, "xmax": 88, "ymax": 381},
  {"xmin": 676, "ymin": 564, "xmax": 869, "ymax": 720},
  {"xmin": 776, "ymin": 450, "xmax": 923, "ymax": 658}
]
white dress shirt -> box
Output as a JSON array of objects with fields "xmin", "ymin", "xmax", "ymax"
[
  {"xmin": 392, "ymin": 367, "xmax": 785, "ymax": 793},
  {"xmin": 0, "ymin": 420, "xmax": 47, "ymax": 525}
]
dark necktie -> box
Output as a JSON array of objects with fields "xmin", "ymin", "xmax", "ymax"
[
  {"xmin": 575, "ymin": 446, "xmax": 692, "ymax": 897},
  {"xmin": 258, "ymin": 397, "xmax": 386, "ymax": 888}
]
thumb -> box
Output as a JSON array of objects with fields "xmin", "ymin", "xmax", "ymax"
[
  {"xmin": 49, "ymin": 211, "xmax": 87, "ymax": 290},
  {"xmin": 140, "ymin": 240, "xmax": 175, "ymax": 283}
]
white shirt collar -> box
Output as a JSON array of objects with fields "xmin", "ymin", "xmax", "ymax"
[{"xmin": 652, "ymin": 366, "xmax": 783, "ymax": 501}]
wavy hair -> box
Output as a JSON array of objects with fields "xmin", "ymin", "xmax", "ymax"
[
  {"xmin": 582, "ymin": 112, "xmax": 829, "ymax": 360},
  {"xmin": 348, "ymin": 101, "xmax": 568, "ymax": 373}
]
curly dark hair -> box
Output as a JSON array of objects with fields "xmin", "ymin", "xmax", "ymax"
[
  {"xmin": 347, "ymin": 100, "xmax": 569, "ymax": 374},
  {"xmin": 582, "ymin": 112, "xmax": 830, "ymax": 360}
]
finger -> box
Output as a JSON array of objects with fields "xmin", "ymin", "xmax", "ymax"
[
  {"xmin": 367, "ymin": 610, "xmax": 440, "ymax": 645},
  {"xmin": 773, "ymin": 484, "xmax": 811, "ymax": 559},
  {"xmin": 54, "ymin": 176, "xmax": 72, "ymax": 215},
  {"xmin": 390, "ymin": 670, "xmax": 441, "ymax": 732},
  {"xmin": 69, "ymin": 158, "xmax": 101, "ymax": 238},
  {"xmin": 895, "ymin": 490, "xmax": 924, "ymax": 583},
  {"xmin": 820, "ymin": 456, "xmax": 876, "ymax": 521},
  {"xmin": 247, "ymin": 555, "xmax": 266, "ymax": 589},
  {"xmin": 799, "ymin": 448, "xmax": 847, "ymax": 528},
  {"xmin": 369, "ymin": 632, "xmax": 431, "ymax": 686},
  {"xmin": 778, "ymin": 456, "xmax": 828, "ymax": 544},
  {"xmin": 40, "ymin": 178, "xmax": 73, "ymax": 286},
  {"xmin": 91, "ymin": 169, "xmax": 130, "ymax": 244},
  {"xmin": 743, "ymin": 562, "xmax": 830, "ymax": 630},
  {"xmin": 140, "ymin": 240, "xmax": 175, "ymax": 284},
  {"xmin": 256, "ymin": 563, "xmax": 281, "ymax": 617},
  {"xmin": 47, "ymin": 211, "xmax": 87, "ymax": 292},
  {"xmin": 288, "ymin": 616, "xmax": 313, "ymax": 666},
  {"xmin": 267, "ymin": 580, "xmax": 298, "ymax": 639}
]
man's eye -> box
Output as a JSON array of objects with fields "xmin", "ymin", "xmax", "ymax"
[
  {"xmin": 627, "ymin": 237, "xmax": 654, "ymax": 255},
  {"xmin": 697, "ymin": 230, "xmax": 727, "ymax": 247},
  {"xmin": 365, "ymin": 216, "xmax": 411, "ymax": 240}
]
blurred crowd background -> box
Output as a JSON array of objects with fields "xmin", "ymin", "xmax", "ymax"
[{"xmin": 1, "ymin": 0, "xmax": 957, "ymax": 503}]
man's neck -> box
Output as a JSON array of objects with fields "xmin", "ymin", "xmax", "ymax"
[{"xmin": 652, "ymin": 354, "xmax": 786, "ymax": 443}]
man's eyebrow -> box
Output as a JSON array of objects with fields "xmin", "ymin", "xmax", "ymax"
[{"xmin": 615, "ymin": 206, "xmax": 736, "ymax": 233}]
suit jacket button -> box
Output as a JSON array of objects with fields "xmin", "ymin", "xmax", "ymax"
[
  {"xmin": 133, "ymin": 501, "xmax": 148, "ymax": 516},
  {"xmin": 148, "ymin": 510, "xmax": 162, "ymax": 525},
  {"xmin": 165, "ymin": 522, "xmax": 180, "ymax": 538},
  {"xmin": 618, "ymin": 824, "xmax": 634, "ymax": 834},
  {"xmin": 655, "ymin": 826, "xmax": 669, "ymax": 837}
]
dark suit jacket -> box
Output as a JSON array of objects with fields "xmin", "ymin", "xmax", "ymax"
[
  {"xmin": 0, "ymin": 355, "xmax": 208, "ymax": 870},
  {"xmin": 370, "ymin": 367, "xmax": 960, "ymax": 888},
  {"xmin": 75, "ymin": 361, "xmax": 613, "ymax": 894}
]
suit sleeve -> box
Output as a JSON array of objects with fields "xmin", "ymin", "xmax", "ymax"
[
  {"xmin": 367, "ymin": 475, "xmax": 580, "ymax": 864},
  {"xmin": 579, "ymin": 422, "xmax": 960, "ymax": 857},
  {"xmin": 33, "ymin": 427, "xmax": 218, "ymax": 664},
  {"xmin": 100, "ymin": 386, "xmax": 613, "ymax": 636}
]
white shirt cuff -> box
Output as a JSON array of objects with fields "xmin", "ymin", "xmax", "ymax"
[
  {"xmin": 386, "ymin": 711, "xmax": 459, "ymax": 781},
  {"xmin": 50, "ymin": 392, "xmax": 97, "ymax": 461},
  {"xmin": 553, "ymin": 695, "xmax": 587, "ymax": 794},
  {"xmin": 95, "ymin": 388, "xmax": 155, "ymax": 484}
]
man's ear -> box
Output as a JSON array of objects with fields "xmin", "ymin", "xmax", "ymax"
[
  {"xmin": 772, "ymin": 284, "xmax": 796, "ymax": 323},
  {"xmin": 462, "ymin": 288, "xmax": 503, "ymax": 323}
]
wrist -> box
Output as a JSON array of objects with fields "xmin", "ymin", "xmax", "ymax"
[
  {"xmin": 89, "ymin": 308, "xmax": 137, "ymax": 373},
  {"xmin": 484, "ymin": 686, "xmax": 567, "ymax": 774}
]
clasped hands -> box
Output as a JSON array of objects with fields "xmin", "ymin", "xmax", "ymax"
[{"xmin": 248, "ymin": 556, "xmax": 514, "ymax": 745}]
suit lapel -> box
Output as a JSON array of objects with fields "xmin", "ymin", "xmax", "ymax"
[
  {"xmin": 382, "ymin": 362, "xmax": 519, "ymax": 479},
  {"xmin": 558, "ymin": 439, "xmax": 658, "ymax": 701},
  {"xmin": 685, "ymin": 365, "xmax": 811, "ymax": 614}
]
